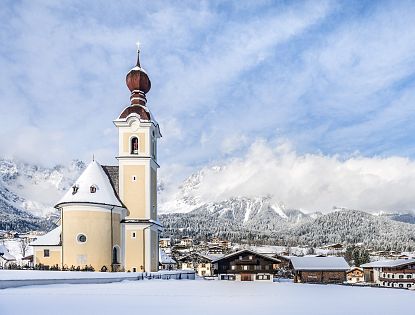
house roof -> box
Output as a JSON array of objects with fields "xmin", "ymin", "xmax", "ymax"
[
  {"xmin": 30, "ymin": 226, "xmax": 61, "ymax": 246},
  {"xmin": 55, "ymin": 161, "xmax": 124, "ymax": 208},
  {"xmin": 347, "ymin": 267, "xmax": 363, "ymax": 273},
  {"xmin": 361, "ymin": 258, "xmax": 415, "ymax": 268},
  {"xmin": 0, "ymin": 245, "xmax": 16, "ymax": 261},
  {"xmin": 212, "ymin": 249, "xmax": 281, "ymax": 263},
  {"xmin": 159, "ymin": 250, "xmax": 176, "ymax": 264},
  {"xmin": 178, "ymin": 252, "xmax": 219, "ymax": 263},
  {"xmin": 290, "ymin": 256, "xmax": 350, "ymax": 271}
]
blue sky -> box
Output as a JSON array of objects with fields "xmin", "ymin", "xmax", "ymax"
[{"xmin": 2, "ymin": 0, "xmax": 415, "ymax": 212}]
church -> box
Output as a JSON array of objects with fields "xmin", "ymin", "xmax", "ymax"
[{"xmin": 31, "ymin": 46, "xmax": 162, "ymax": 272}]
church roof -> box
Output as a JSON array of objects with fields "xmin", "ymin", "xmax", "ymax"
[
  {"xmin": 55, "ymin": 161, "xmax": 123, "ymax": 208},
  {"xmin": 30, "ymin": 226, "xmax": 61, "ymax": 246}
]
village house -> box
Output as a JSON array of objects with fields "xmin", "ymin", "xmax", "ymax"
[
  {"xmin": 159, "ymin": 249, "xmax": 177, "ymax": 270},
  {"xmin": 346, "ymin": 267, "xmax": 364, "ymax": 283},
  {"xmin": 29, "ymin": 46, "xmax": 162, "ymax": 272},
  {"xmin": 180, "ymin": 237, "xmax": 193, "ymax": 248},
  {"xmin": 0, "ymin": 244, "xmax": 16, "ymax": 269},
  {"xmin": 159, "ymin": 237, "xmax": 172, "ymax": 249},
  {"xmin": 213, "ymin": 249, "xmax": 281, "ymax": 281},
  {"xmin": 290, "ymin": 256, "xmax": 350, "ymax": 283},
  {"xmin": 273, "ymin": 254, "xmax": 292, "ymax": 269},
  {"xmin": 207, "ymin": 245, "xmax": 225, "ymax": 255},
  {"xmin": 361, "ymin": 258, "xmax": 415, "ymax": 289},
  {"xmin": 178, "ymin": 252, "xmax": 222, "ymax": 277}
]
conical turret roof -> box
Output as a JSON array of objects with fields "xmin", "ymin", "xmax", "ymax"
[{"xmin": 55, "ymin": 160, "xmax": 123, "ymax": 208}]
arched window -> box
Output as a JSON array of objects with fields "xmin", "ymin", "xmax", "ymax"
[
  {"xmin": 131, "ymin": 137, "xmax": 139, "ymax": 154},
  {"xmin": 90, "ymin": 185, "xmax": 97, "ymax": 193},
  {"xmin": 112, "ymin": 246, "xmax": 119, "ymax": 264}
]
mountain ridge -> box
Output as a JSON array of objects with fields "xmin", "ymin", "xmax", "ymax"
[{"xmin": 1, "ymin": 158, "xmax": 415, "ymax": 251}]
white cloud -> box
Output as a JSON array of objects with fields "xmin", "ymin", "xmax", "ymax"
[{"xmin": 170, "ymin": 139, "xmax": 415, "ymax": 213}]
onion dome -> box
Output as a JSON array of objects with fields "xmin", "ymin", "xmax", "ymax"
[{"xmin": 126, "ymin": 42, "xmax": 151, "ymax": 106}]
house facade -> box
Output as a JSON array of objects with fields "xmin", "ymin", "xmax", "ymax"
[
  {"xmin": 346, "ymin": 267, "xmax": 364, "ymax": 283},
  {"xmin": 178, "ymin": 252, "xmax": 221, "ymax": 277},
  {"xmin": 31, "ymin": 46, "xmax": 162, "ymax": 272},
  {"xmin": 213, "ymin": 249, "xmax": 281, "ymax": 281},
  {"xmin": 361, "ymin": 258, "xmax": 415, "ymax": 289}
]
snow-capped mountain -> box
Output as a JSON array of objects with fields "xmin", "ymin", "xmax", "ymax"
[
  {"xmin": 2, "ymin": 158, "xmax": 415, "ymax": 251},
  {"xmin": 158, "ymin": 168, "xmax": 415, "ymax": 251},
  {"xmin": 0, "ymin": 158, "xmax": 85, "ymax": 232}
]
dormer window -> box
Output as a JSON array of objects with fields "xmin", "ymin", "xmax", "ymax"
[
  {"xmin": 72, "ymin": 185, "xmax": 79, "ymax": 195},
  {"xmin": 90, "ymin": 185, "xmax": 97, "ymax": 193},
  {"xmin": 131, "ymin": 137, "xmax": 139, "ymax": 154}
]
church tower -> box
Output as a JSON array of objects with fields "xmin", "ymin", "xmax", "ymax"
[{"xmin": 114, "ymin": 44, "xmax": 162, "ymax": 272}]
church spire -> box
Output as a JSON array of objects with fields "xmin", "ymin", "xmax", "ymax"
[
  {"xmin": 135, "ymin": 41, "xmax": 141, "ymax": 67},
  {"xmin": 126, "ymin": 42, "xmax": 151, "ymax": 106}
]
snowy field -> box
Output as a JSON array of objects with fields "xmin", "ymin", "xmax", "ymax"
[
  {"xmin": 0, "ymin": 279, "xmax": 414, "ymax": 315},
  {"xmin": 0, "ymin": 269, "xmax": 187, "ymax": 280}
]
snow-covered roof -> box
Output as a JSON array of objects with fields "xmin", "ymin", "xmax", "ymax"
[
  {"xmin": 0, "ymin": 245, "xmax": 16, "ymax": 261},
  {"xmin": 290, "ymin": 256, "xmax": 350, "ymax": 271},
  {"xmin": 361, "ymin": 258, "xmax": 415, "ymax": 268},
  {"xmin": 212, "ymin": 249, "xmax": 281, "ymax": 263},
  {"xmin": 55, "ymin": 161, "xmax": 123, "ymax": 208},
  {"xmin": 159, "ymin": 250, "xmax": 176, "ymax": 265},
  {"xmin": 30, "ymin": 226, "xmax": 61, "ymax": 246}
]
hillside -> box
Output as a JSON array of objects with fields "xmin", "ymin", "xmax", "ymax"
[{"xmin": 160, "ymin": 205, "xmax": 415, "ymax": 251}]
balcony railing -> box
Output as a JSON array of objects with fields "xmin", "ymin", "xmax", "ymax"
[{"xmin": 379, "ymin": 277, "xmax": 415, "ymax": 283}]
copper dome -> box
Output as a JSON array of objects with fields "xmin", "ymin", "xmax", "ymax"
[
  {"xmin": 118, "ymin": 105, "xmax": 150, "ymax": 120},
  {"xmin": 126, "ymin": 50, "xmax": 151, "ymax": 94}
]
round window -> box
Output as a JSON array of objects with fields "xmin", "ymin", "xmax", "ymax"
[{"xmin": 77, "ymin": 234, "xmax": 87, "ymax": 243}]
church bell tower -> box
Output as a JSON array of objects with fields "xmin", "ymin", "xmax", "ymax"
[{"xmin": 113, "ymin": 43, "xmax": 162, "ymax": 272}]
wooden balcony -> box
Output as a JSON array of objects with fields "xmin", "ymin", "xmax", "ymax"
[
  {"xmin": 379, "ymin": 277, "xmax": 415, "ymax": 283},
  {"xmin": 382, "ymin": 269, "xmax": 415, "ymax": 274},
  {"xmin": 234, "ymin": 259, "xmax": 259, "ymax": 265}
]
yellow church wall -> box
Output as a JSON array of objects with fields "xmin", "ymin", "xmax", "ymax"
[
  {"xmin": 124, "ymin": 226, "xmax": 144, "ymax": 272},
  {"xmin": 151, "ymin": 168, "xmax": 157, "ymax": 220},
  {"xmin": 122, "ymin": 132, "xmax": 146, "ymax": 155},
  {"xmin": 122, "ymin": 165, "xmax": 146, "ymax": 219},
  {"xmin": 62, "ymin": 207, "xmax": 121, "ymax": 271},
  {"xmin": 34, "ymin": 246, "xmax": 61, "ymax": 267},
  {"xmin": 150, "ymin": 229, "xmax": 159, "ymax": 271}
]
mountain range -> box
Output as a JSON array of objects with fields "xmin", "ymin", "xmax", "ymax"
[{"xmin": 1, "ymin": 158, "xmax": 415, "ymax": 250}]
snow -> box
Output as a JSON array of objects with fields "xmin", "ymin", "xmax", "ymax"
[
  {"xmin": 213, "ymin": 249, "xmax": 281, "ymax": 263},
  {"xmin": 0, "ymin": 280, "xmax": 414, "ymax": 315},
  {"xmin": 271, "ymin": 203, "xmax": 288, "ymax": 219},
  {"xmin": 159, "ymin": 249, "xmax": 176, "ymax": 264},
  {"xmin": 2, "ymin": 239, "xmax": 32, "ymax": 261},
  {"xmin": 0, "ymin": 245, "xmax": 16, "ymax": 260},
  {"xmin": 361, "ymin": 258, "xmax": 415, "ymax": 268},
  {"xmin": 290, "ymin": 256, "xmax": 350, "ymax": 270},
  {"xmin": 56, "ymin": 161, "xmax": 123, "ymax": 208},
  {"xmin": 0, "ymin": 270, "xmax": 189, "ymax": 280},
  {"xmin": 30, "ymin": 226, "xmax": 61, "ymax": 246}
]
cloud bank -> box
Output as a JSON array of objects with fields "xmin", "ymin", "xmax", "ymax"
[{"xmin": 167, "ymin": 139, "xmax": 415, "ymax": 213}]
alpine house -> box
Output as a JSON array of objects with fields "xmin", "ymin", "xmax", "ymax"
[{"xmin": 31, "ymin": 44, "xmax": 162, "ymax": 272}]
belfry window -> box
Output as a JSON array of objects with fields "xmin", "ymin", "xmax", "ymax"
[
  {"xmin": 131, "ymin": 137, "xmax": 139, "ymax": 154},
  {"xmin": 90, "ymin": 185, "xmax": 97, "ymax": 193}
]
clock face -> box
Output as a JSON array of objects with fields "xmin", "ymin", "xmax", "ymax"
[{"xmin": 131, "ymin": 121, "xmax": 139, "ymax": 132}]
